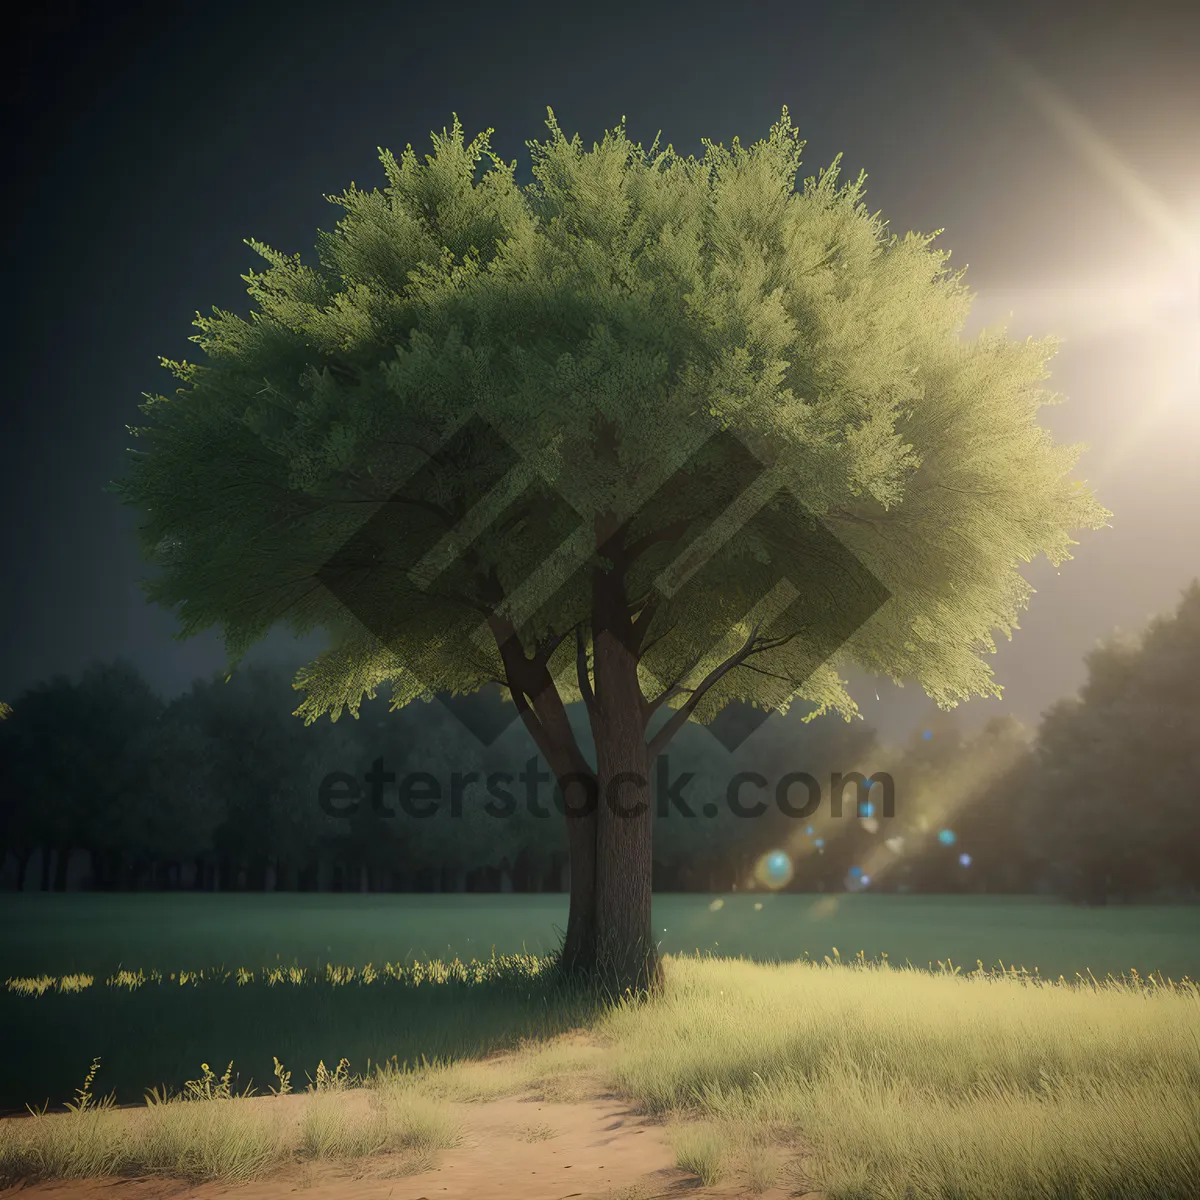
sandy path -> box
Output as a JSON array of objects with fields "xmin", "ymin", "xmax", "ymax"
[
  {"xmin": 1, "ymin": 1087, "xmax": 814, "ymax": 1200},
  {"xmin": 1, "ymin": 1031, "xmax": 820, "ymax": 1200}
]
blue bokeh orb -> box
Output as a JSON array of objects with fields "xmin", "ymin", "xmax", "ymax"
[
  {"xmin": 959, "ymin": 853, "xmax": 972, "ymax": 867},
  {"xmin": 938, "ymin": 828, "xmax": 957, "ymax": 846},
  {"xmin": 755, "ymin": 849, "xmax": 795, "ymax": 890}
]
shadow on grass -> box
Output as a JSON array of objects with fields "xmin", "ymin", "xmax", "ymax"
[{"xmin": 1, "ymin": 955, "xmax": 609, "ymax": 1113}]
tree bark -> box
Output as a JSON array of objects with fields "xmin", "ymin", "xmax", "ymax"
[
  {"xmin": 492, "ymin": 613, "xmax": 598, "ymax": 977},
  {"xmin": 560, "ymin": 798, "xmax": 597, "ymax": 971},
  {"xmin": 588, "ymin": 542, "xmax": 659, "ymax": 995}
]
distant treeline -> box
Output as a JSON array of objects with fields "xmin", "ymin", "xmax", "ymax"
[{"xmin": 2, "ymin": 583, "xmax": 1198, "ymax": 903}]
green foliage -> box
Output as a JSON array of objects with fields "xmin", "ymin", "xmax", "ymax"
[
  {"xmin": 1032, "ymin": 580, "xmax": 1200, "ymax": 901},
  {"xmin": 0, "ymin": 660, "xmax": 176, "ymax": 877},
  {"xmin": 168, "ymin": 663, "xmax": 356, "ymax": 874},
  {"xmin": 111, "ymin": 107, "xmax": 1108, "ymax": 736}
]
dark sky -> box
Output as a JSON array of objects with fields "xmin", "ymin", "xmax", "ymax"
[{"xmin": 3, "ymin": 0, "xmax": 1198, "ymax": 743}]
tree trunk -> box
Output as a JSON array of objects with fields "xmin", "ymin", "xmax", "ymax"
[
  {"xmin": 498, "ymin": 629, "xmax": 599, "ymax": 974},
  {"xmin": 589, "ymin": 589, "xmax": 659, "ymax": 995},
  {"xmin": 54, "ymin": 845, "xmax": 72, "ymax": 892},
  {"xmin": 560, "ymin": 778, "xmax": 598, "ymax": 973},
  {"xmin": 495, "ymin": 507, "xmax": 665, "ymax": 993},
  {"xmin": 15, "ymin": 847, "xmax": 31, "ymax": 892}
]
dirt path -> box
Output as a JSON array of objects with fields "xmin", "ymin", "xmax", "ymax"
[{"xmin": 1, "ymin": 1088, "xmax": 813, "ymax": 1200}]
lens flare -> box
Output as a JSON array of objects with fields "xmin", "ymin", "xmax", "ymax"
[
  {"xmin": 754, "ymin": 849, "xmax": 794, "ymax": 890},
  {"xmin": 938, "ymin": 829, "xmax": 957, "ymax": 846},
  {"xmin": 845, "ymin": 864, "xmax": 873, "ymax": 892}
]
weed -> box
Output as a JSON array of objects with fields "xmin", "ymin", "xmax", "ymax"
[
  {"xmin": 269, "ymin": 1056, "xmax": 292, "ymax": 1096},
  {"xmin": 307, "ymin": 1057, "xmax": 351, "ymax": 1093}
]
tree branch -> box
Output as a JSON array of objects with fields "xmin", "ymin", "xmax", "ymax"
[
  {"xmin": 575, "ymin": 623, "xmax": 596, "ymax": 716},
  {"xmin": 488, "ymin": 612, "xmax": 592, "ymax": 783},
  {"xmin": 627, "ymin": 593, "xmax": 660, "ymax": 657},
  {"xmin": 643, "ymin": 621, "xmax": 813, "ymax": 757},
  {"xmin": 646, "ymin": 628, "xmax": 761, "ymax": 759}
]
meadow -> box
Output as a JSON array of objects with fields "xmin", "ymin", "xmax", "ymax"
[
  {"xmin": 4, "ymin": 891, "xmax": 1199, "ymax": 980},
  {"xmin": 2, "ymin": 954, "xmax": 1197, "ymax": 1198},
  {"xmin": 2, "ymin": 893, "xmax": 1198, "ymax": 1198}
]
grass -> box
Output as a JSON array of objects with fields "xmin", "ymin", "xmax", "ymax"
[
  {"xmin": 595, "ymin": 953, "xmax": 1200, "ymax": 1198},
  {"xmin": 668, "ymin": 1119, "xmax": 727, "ymax": 1185},
  {"xmin": 0, "ymin": 953, "xmax": 608, "ymax": 1113},
  {"xmin": 3, "ymin": 919, "xmax": 1199, "ymax": 1196},
  {"xmin": 4, "ymin": 892, "xmax": 1199, "ymax": 982},
  {"xmin": 298, "ymin": 1089, "xmax": 462, "ymax": 1163},
  {"xmin": 0, "ymin": 1083, "xmax": 462, "ymax": 1186}
]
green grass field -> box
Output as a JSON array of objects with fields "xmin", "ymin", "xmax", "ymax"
[
  {"xmin": 3, "ymin": 892, "xmax": 1198, "ymax": 980},
  {"xmin": 3, "ymin": 954, "xmax": 1197, "ymax": 1198},
  {"xmin": 2, "ymin": 893, "xmax": 1198, "ymax": 1197}
]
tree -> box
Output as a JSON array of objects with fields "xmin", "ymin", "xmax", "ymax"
[
  {"xmin": 886, "ymin": 712, "xmax": 1036, "ymax": 894},
  {"xmin": 111, "ymin": 108, "xmax": 1109, "ymax": 991},
  {"xmin": 171, "ymin": 664, "xmax": 357, "ymax": 889},
  {"xmin": 1032, "ymin": 582, "xmax": 1200, "ymax": 904},
  {"xmin": 0, "ymin": 661, "xmax": 165, "ymax": 890}
]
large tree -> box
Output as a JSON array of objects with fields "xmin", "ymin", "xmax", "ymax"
[{"xmin": 112, "ymin": 108, "xmax": 1108, "ymax": 991}]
